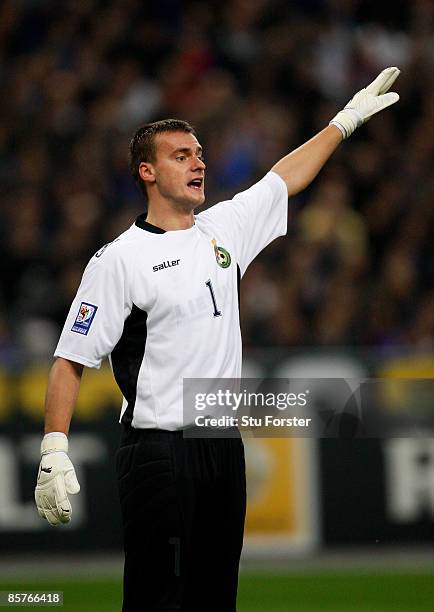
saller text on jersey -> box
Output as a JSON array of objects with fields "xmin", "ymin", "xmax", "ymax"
[{"xmin": 153, "ymin": 259, "xmax": 180, "ymax": 272}]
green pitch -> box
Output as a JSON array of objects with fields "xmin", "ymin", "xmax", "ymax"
[{"xmin": 1, "ymin": 571, "xmax": 433, "ymax": 611}]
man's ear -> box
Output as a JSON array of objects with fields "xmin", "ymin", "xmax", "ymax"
[{"xmin": 138, "ymin": 162, "xmax": 156, "ymax": 185}]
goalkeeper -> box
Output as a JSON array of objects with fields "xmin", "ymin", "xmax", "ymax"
[{"xmin": 35, "ymin": 68, "xmax": 399, "ymax": 611}]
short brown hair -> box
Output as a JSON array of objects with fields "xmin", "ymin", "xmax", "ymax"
[{"xmin": 129, "ymin": 119, "xmax": 196, "ymax": 196}]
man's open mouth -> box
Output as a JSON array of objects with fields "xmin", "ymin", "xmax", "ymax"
[{"xmin": 187, "ymin": 178, "xmax": 203, "ymax": 191}]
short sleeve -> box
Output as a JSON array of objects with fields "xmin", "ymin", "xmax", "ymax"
[
  {"xmin": 197, "ymin": 171, "xmax": 288, "ymax": 276},
  {"xmin": 54, "ymin": 249, "xmax": 133, "ymax": 369}
]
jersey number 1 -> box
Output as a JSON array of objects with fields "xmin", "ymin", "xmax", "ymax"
[{"xmin": 206, "ymin": 280, "xmax": 222, "ymax": 317}]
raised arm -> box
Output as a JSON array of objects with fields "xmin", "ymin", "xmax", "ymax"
[
  {"xmin": 272, "ymin": 67, "xmax": 400, "ymax": 197},
  {"xmin": 272, "ymin": 125, "xmax": 342, "ymax": 196}
]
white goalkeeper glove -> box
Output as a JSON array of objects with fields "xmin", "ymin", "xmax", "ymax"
[
  {"xmin": 35, "ymin": 432, "xmax": 80, "ymax": 526},
  {"xmin": 330, "ymin": 66, "xmax": 400, "ymax": 139}
]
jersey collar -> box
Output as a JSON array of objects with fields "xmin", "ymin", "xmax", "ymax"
[
  {"xmin": 135, "ymin": 214, "xmax": 166, "ymax": 234},
  {"xmin": 135, "ymin": 213, "xmax": 197, "ymax": 234}
]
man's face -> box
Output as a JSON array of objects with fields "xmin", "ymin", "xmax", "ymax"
[{"xmin": 143, "ymin": 131, "xmax": 206, "ymax": 210}]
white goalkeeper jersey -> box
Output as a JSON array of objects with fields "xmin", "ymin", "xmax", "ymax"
[{"xmin": 54, "ymin": 171, "xmax": 288, "ymax": 430}]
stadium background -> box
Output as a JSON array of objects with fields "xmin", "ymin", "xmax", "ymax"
[{"xmin": 0, "ymin": 0, "xmax": 433, "ymax": 610}]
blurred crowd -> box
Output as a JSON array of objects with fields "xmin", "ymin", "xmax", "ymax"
[{"xmin": 0, "ymin": 0, "xmax": 433, "ymax": 365}]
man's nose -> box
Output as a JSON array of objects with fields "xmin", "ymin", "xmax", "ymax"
[{"xmin": 192, "ymin": 156, "xmax": 206, "ymax": 171}]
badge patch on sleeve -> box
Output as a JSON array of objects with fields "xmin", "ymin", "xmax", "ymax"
[{"xmin": 71, "ymin": 302, "xmax": 98, "ymax": 335}]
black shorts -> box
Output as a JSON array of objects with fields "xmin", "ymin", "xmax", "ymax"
[{"xmin": 115, "ymin": 426, "xmax": 246, "ymax": 612}]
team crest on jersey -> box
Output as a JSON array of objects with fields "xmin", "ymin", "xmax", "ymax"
[
  {"xmin": 212, "ymin": 239, "xmax": 231, "ymax": 269},
  {"xmin": 71, "ymin": 302, "xmax": 98, "ymax": 335}
]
